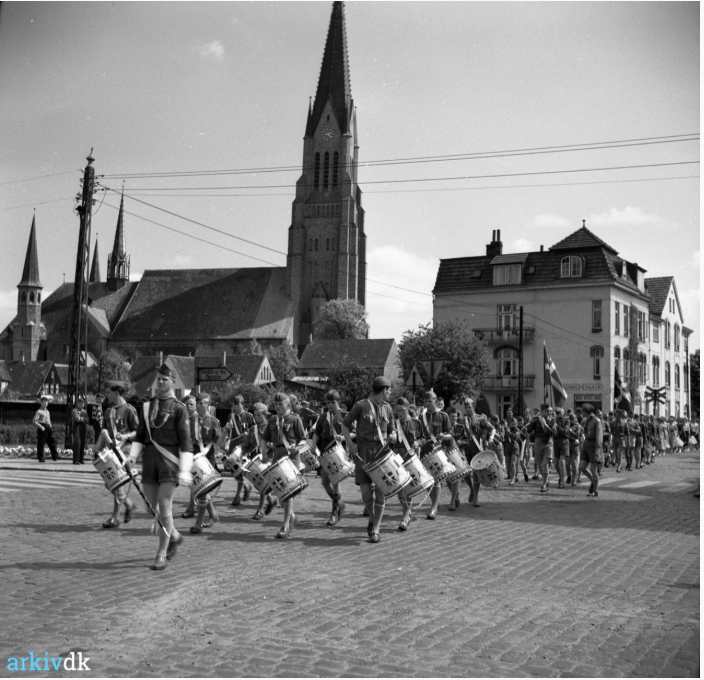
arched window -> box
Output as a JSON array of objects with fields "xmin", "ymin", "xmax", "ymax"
[
  {"xmin": 37, "ymin": 293, "xmax": 40, "ymax": 303},
  {"xmin": 674, "ymin": 324, "xmax": 680, "ymax": 352},
  {"xmin": 665, "ymin": 322, "xmax": 671, "ymax": 349},
  {"xmin": 652, "ymin": 356, "xmax": 660, "ymax": 387},
  {"xmin": 313, "ymin": 153, "xmax": 320, "ymax": 189},
  {"xmin": 332, "ymin": 152, "xmax": 339, "ymax": 187},
  {"xmin": 496, "ymin": 347, "xmax": 518, "ymax": 377},
  {"xmin": 614, "ymin": 346, "xmax": 621, "ymax": 374},
  {"xmin": 638, "ymin": 353, "xmax": 647, "ymax": 383},
  {"xmin": 323, "ymin": 152, "xmax": 330, "ymax": 189},
  {"xmin": 674, "ymin": 364, "xmax": 680, "ymax": 389},
  {"xmin": 590, "ymin": 345, "xmax": 604, "ymax": 380},
  {"xmin": 560, "ymin": 255, "xmax": 583, "ymax": 278},
  {"xmin": 623, "ymin": 349, "xmax": 630, "ymax": 380},
  {"xmin": 29, "ymin": 292, "xmax": 34, "ymax": 303},
  {"xmin": 19, "ymin": 291, "xmax": 26, "ymax": 303},
  {"xmin": 665, "ymin": 361, "xmax": 671, "ymax": 387}
]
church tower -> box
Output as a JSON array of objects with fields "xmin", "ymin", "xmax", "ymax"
[
  {"xmin": 106, "ymin": 192, "xmax": 130, "ymax": 291},
  {"xmin": 89, "ymin": 239, "xmax": 101, "ymax": 283},
  {"xmin": 287, "ymin": 1, "xmax": 366, "ymax": 347},
  {"xmin": 12, "ymin": 214, "xmax": 43, "ymax": 362}
]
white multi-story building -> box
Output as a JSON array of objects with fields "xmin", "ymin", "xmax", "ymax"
[{"xmin": 433, "ymin": 223, "xmax": 692, "ymax": 417}]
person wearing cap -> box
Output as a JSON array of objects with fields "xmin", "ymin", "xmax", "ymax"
[
  {"xmin": 391, "ymin": 396, "xmax": 423, "ymax": 531},
  {"xmin": 33, "ymin": 395, "xmax": 58, "ymax": 462},
  {"xmin": 566, "ymin": 411, "xmax": 583, "ymax": 487},
  {"xmin": 580, "ymin": 404, "xmax": 603, "ymax": 497},
  {"xmin": 553, "ymin": 408, "xmax": 570, "ymax": 488},
  {"xmin": 526, "ymin": 404, "xmax": 556, "ymax": 493},
  {"xmin": 342, "ymin": 376, "xmax": 395, "ymax": 543},
  {"xmin": 248, "ymin": 401, "xmax": 277, "ymax": 521},
  {"xmin": 225, "ymin": 395, "xmax": 256, "ymax": 507},
  {"xmin": 128, "ymin": 363, "xmax": 193, "ymax": 571},
  {"xmin": 95, "ymin": 380, "xmax": 139, "ymax": 529},
  {"xmin": 71, "ymin": 396, "xmax": 89, "ymax": 465},
  {"xmin": 311, "ymin": 389, "xmax": 348, "ymax": 528},
  {"xmin": 612, "ymin": 409, "xmax": 628, "ymax": 472},
  {"xmin": 88, "ymin": 394, "xmax": 105, "ymax": 451}
]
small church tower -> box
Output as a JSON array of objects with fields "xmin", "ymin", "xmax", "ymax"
[
  {"xmin": 106, "ymin": 192, "xmax": 130, "ymax": 291},
  {"xmin": 89, "ymin": 239, "xmax": 101, "ymax": 283},
  {"xmin": 12, "ymin": 214, "xmax": 43, "ymax": 362},
  {"xmin": 287, "ymin": 1, "xmax": 366, "ymax": 347}
]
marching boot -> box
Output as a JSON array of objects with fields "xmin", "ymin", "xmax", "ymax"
[
  {"xmin": 398, "ymin": 506, "xmax": 412, "ymax": 532},
  {"xmin": 190, "ymin": 503, "xmax": 207, "ymax": 534},
  {"xmin": 207, "ymin": 499, "xmax": 219, "ymax": 524},
  {"xmin": 182, "ymin": 495, "xmax": 195, "ymax": 518}
]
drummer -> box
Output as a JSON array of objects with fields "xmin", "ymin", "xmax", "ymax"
[
  {"xmin": 391, "ymin": 397, "xmax": 422, "ymax": 531},
  {"xmin": 452, "ymin": 396, "xmax": 483, "ymax": 503},
  {"xmin": 225, "ymin": 395, "xmax": 256, "ymax": 506},
  {"xmin": 95, "ymin": 380, "xmax": 138, "ymax": 529},
  {"xmin": 342, "ymin": 376, "xmax": 395, "ymax": 543},
  {"xmin": 262, "ymin": 392, "xmax": 307, "ymax": 538},
  {"xmin": 128, "ymin": 363, "xmax": 193, "ymax": 571},
  {"xmin": 311, "ymin": 389, "xmax": 347, "ymax": 527},
  {"xmin": 250, "ymin": 401, "xmax": 277, "ymax": 520},
  {"xmin": 418, "ymin": 389, "xmax": 454, "ymax": 518}
]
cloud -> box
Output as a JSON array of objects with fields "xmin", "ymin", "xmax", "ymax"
[
  {"xmin": 173, "ymin": 254, "xmax": 193, "ymax": 267},
  {"xmin": 197, "ymin": 40, "xmax": 225, "ymax": 62},
  {"xmin": 365, "ymin": 245, "xmax": 436, "ymax": 340},
  {"xmin": 511, "ymin": 237, "xmax": 537, "ymax": 252},
  {"xmin": 129, "ymin": 271, "xmax": 142, "ymax": 282},
  {"xmin": 588, "ymin": 206, "xmax": 660, "ymax": 228},
  {"xmin": 532, "ymin": 213, "xmax": 571, "ymax": 229}
]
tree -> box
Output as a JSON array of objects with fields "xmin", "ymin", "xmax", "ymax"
[
  {"xmin": 327, "ymin": 362, "xmax": 379, "ymax": 408},
  {"xmin": 208, "ymin": 382, "xmax": 269, "ymax": 409},
  {"xmin": 86, "ymin": 348, "xmax": 131, "ymax": 395},
  {"xmin": 313, "ymin": 299, "xmax": 369, "ymax": 340},
  {"xmin": 398, "ymin": 320, "xmax": 491, "ymax": 403},
  {"xmin": 266, "ymin": 343, "xmax": 299, "ymax": 382}
]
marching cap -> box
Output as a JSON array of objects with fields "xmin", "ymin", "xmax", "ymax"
[
  {"xmin": 39, "ymin": 394, "xmax": 51, "ymax": 402},
  {"xmin": 372, "ymin": 376, "xmax": 391, "ymax": 391},
  {"xmin": 106, "ymin": 379, "xmax": 128, "ymax": 393},
  {"xmin": 157, "ymin": 363, "xmax": 172, "ymax": 378},
  {"xmin": 582, "ymin": 403, "xmax": 595, "ymax": 413},
  {"xmin": 396, "ymin": 396, "xmax": 410, "ymax": 407}
]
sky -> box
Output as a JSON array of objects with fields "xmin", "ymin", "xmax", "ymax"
[{"xmin": 0, "ymin": 1, "xmax": 700, "ymax": 350}]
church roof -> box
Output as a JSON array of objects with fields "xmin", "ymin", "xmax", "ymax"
[
  {"xmin": 197, "ymin": 354, "xmax": 274, "ymax": 385},
  {"xmin": 644, "ymin": 276, "xmax": 674, "ymax": 317},
  {"xmin": 550, "ymin": 224, "xmax": 618, "ymax": 254},
  {"xmin": 300, "ymin": 338, "xmax": 396, "ymax": 372},
  {"xmin": 111, "ymin": 267, "xmax": 294, "ymax": 343},
  {"xmin": 306, "ymin": 1, "xmax": 353, "ymax": 136},
  {"xmin": 19, "ymin": 215, "xmax": 41, "ymax": 287}
]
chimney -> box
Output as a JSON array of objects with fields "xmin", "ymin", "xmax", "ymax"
[
  {"xmin": 222, "ymin": 351, "xmax": 227, "ymax": 366},
  {"xmin": 486, "ymin": 229, "xmax": 503, "ymax": 258},
  {"xmin": 540, "ymin": 245, "xmax": 544, "ymax": 252}
]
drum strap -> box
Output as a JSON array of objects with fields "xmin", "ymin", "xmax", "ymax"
[
  {"xmin": 463, "ymin": 415, "xmax": 482, "ymax": 451},
  {"xmin": 395, "ymin": 418, "xmax": 412, "ymax": 454},
  {"xmin": 277, "ymin": 417, "xmax": 292, "ymax": 452},
  {"xmin": 142, "ymin": 402, "xmax": 180, "ymax": 467},
  {"xmin": 367, "ymin": 399, "xmax": 386, "ymax": 446}
]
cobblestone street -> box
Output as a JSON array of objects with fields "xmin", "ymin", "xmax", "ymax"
[{"xmin": 0, "ymin": 451, "xmax": 699, "ymax": 677}]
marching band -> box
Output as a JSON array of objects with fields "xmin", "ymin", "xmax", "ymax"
[{"xmin": 88, "ymin": 362, "xmax": 698, "ymax": 571}]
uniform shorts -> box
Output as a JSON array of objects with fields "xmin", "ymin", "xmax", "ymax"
[
  {"xmin": 141, "ymin": 448, "xmax": 179, "ymax": 485},
  {"xmin": 354, "ymin": 441, "xmax": 384, "ymax": 486}
]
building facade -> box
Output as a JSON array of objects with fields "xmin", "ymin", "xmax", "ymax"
[{"xmin": 433, "ymin": 224, "xmax": 692, "ymax": 418}]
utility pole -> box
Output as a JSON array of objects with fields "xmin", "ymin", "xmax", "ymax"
[
  {"xmin": 517, "ymin": 305, "xmax": 524, "ymax": 415},
  {"xmin": 67, "ymin": 150, "xmax": 96, "ymax": 438}
]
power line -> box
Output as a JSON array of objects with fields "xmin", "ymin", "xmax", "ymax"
[
  {"xmin": 98, "ymin": 132, "xmax": 698, "ymax": 179},
  {"xmin": 0, "ymin": 169, "xmax": 79, "ymax": 187},
  {"xmin": 100, "ymin": 160, "xmax": 699, "ymax": 192}
]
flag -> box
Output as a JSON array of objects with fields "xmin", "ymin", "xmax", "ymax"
[
  {"xmin": 614, "ymin": 368, "xmax": 632, "ymax": 412},
  {"xmin": 543, "ymin": 343, "xmax": 568, "ymax": 407}
]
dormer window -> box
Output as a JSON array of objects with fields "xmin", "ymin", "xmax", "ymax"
[
  {"xmin": 560, "ymin": 255, "xmax": 583, "ymax": 278},
  {"xmin": 492, "ymin": 264, "xmax": 522, "ymax": 286}
]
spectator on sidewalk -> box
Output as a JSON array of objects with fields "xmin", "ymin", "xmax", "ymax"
[
  {"xmin": 71, "ymin": 396, "xmax": 88, "ymax": 464},
  {"xmin": 33, "ymin": 395, "xmax": 58, "ymax": 462}
]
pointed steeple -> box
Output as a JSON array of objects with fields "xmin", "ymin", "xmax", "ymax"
[
  {"xmin": 306, "ymin": 1, "xmax": 353, "ymax": 136},
  {"xmin": 89, "ymin": 239, "xmax": 101, "ymax": 283},
  {"xmin": 107, "ymin": 191, "xmax": 130, "ymax": 291},
  {"xmin": 19, "ymin": 213, "xmax": 41, "ymax": 287},
  {"xmin": 112, "ymin": 192, "xmax": 126, "ymax": 259}
]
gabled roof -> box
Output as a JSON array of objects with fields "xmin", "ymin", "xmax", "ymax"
[
  {"xmin": 4, "ymin": 360, "xmax": 54, "ymax": 397},
  {"xmin": 197, "ymin": 354, "xmax": 274, "ymax": 384},
  {"xmin": 550, "ymin": 224, "xmax": 617, "ymax": 254},
  {"xmin": 306, "ymin": 1, "xmax": 353, "ymax": 136},
  {"xmin": 300, "ymin": 338, "xmax": 396, "ymax": 371},
  {"xmin": 19, "ymin": 214, "xmax": 41, "ymax": 287},
  {"xmin": 644, "ymin": 276, "xmax": 677, "ymax": 318},
  {"xmin": 112, "ymin": 267, "xmax": 293, "ymax": 342}
]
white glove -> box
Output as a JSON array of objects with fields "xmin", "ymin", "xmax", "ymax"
[{"xmin": 178, "ymin": 450, "xmax": 193, "ymax": 486}]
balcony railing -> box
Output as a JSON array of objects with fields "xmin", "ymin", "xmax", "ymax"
[
  {"xmin": 473, "ymin": 326, "xmax": 535, "ymax": 345},
  {"xmin": 481, "ymin": 375, "xmax": 536, "ymax": 391}
]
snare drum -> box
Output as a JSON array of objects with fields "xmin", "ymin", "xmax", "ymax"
[
  {"xmin": 224, "ymin": 445, "xmax": 248, "ymax": 476},
  {"xmin": 445, "ymin": 447, "xmax": 471, "ymax": 481},
  {"xmin": 264, "ymin": 456, "xmax": 308, "ymax": 502},
  {"xmin": 470, "ymin": 450, "xmax": 501, "ymax": 487},
  {"xmin": 294, "ymin": 440, "xmax": 320, "ymax": 472},
  {"xmin": 320, "ymin": 442, "xmax": 355, "ymax": 485},
  {"xmin": 93, "ymin": 448, "xmax": 131, "ymax": 493},
  {"xmin": 402, "ymin": 453, "xmax": 435, "ymax": 498},
  {"xmin": 192, "ymin": 453, "xmax": 224, "ymax": 499},
  {"xmin": 421, "ymin": 446, "xmax": 457, "ymax": 483},
  {"xmin": 243, "ymin": 454, "xmax": 271, "ymax": 493},
  {"xmin": 364, "ymin": 450, "xmax": 412, "ymax": 498}
]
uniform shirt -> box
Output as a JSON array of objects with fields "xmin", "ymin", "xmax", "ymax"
[
  {"xmin": 136, "ymin": 397, "xmax": 192, "ymax": 455},
  {"xmin": 418, "ymin": 409, "xmax": 452, "ymax": 441},
  {"xmin": 343, "ymin": 398, "xmax": 394, "ymax": 445},
  {"xmin": 193, "ymin": 413, "xmax": 221, "ymax": 449},
  {"xmin": 314, "ymin": 408, "xmax": 344, "ymax": 452},
  {"xmin": 33, "ymin": 407, "xmax": 52, "ymax": 429},
  {"xmin": 391, "ymin": 415, "xmax": 421, "ymax": 457},
  {"xmin": 105, "ymin": 402, "xmax": 139, "ymax": 437},
  {"xmin": 263, "ymin": 412, "xmax": 306, "ymax": 450},
  {"xmin": 226, "ymin": 411, "xmax": 256, "ymax": 439},
  {"xmin": 526, "ymin": 415, "xmax": 556, "ymax": 445}
]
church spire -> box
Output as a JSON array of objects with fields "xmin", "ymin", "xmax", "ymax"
[
  {"xmin": 19, "ymin": 212, "xmax": 41, "ymax": 287},
  {"xmin": 107, "ymin": 191, "xmax": 130, "ymax": 290},
  {"xmin": 306, "ymin": 1, "xmax": 352, "ymax": 136},
  {"xmin": 112, "ymin": 192, "xmax": 126, "ymax": 259},
  {"xmin": 89, "ymin": 239, "xmax": 101, "ymax": 283}
]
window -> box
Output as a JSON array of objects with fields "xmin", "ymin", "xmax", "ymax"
[
  {"xmin": 665, "ymin": 322, "xmax": 671, "ymax": 349},
  {"xmin": 615, "ymin": 302, "xmax": 620, "ymax": 335},
  {"xmin": 638, "ymin": 353, "xmax": 647, "ymax": 383},
  {"xmin": 675, "ymin": 364, "xmax": 680, "ymax": 390},
  {"xmin": 314, "ymin": 238, "xmax": 319, "ymax": 252},
  {"xmin": 652, "ymin": 357, "xmax": 659, "ymax": 387},
  {"xmin": 496, "ymin": 304, "xmax": 518, "ymax": 332},
  {"xmin": 614, "ymin": 346, "xmax": 620, "ymax": 374},
  {"xmin": 332, "ymin": 152, "xmax": 339, "ymax": 187},
  {"xmin": 591, "ymin": 300, "xmax": 602, "ymax": 332},
  {"xmin": 653, "ymin": 322, "xmax": 659, "ymax": 344},
  {"xmin": 665, "ymin": 361, "xmax": 671, "ymax": 387},
  {"xmin": 623, "ymin": 349, "xmax": 630, "ymax": 380},
  {"xmin": 492, "ymin": 264, "xmax": 522, "ymax": 286},
  {"xmin": 323, "ymin": 152, "xmax": 330, "ymax": 189},
  {"xmin": 313, "ymin": 153, "xmax": 320, "ymax": 189},
  {"xmin": 325, "ymin": 238, "xmax": 330, "ymax": 251},
  {"xmin": 29, "ymin": 292, "xmax": 34, "ymax": 303},
  {"xmin": 590, "ymin": 345, "xmax": 604, "ymax": 379},
  {"xmin": 637, "ymin": 311, "xmax": 645, "ymax": 341},
  {"xmin": 623, "ymin": 305, "xmax": 629, "ymax": 337},
  {"xmin": 496, "ymin": 347, "xmax": 518, "ymax": 377},
  {"xmin": 674, "ymin": 325, "xmax": 680, "ymax": 352},
  {"xmin": 560, "ymin": 255, "xmax": 583, "ymax": 278}
]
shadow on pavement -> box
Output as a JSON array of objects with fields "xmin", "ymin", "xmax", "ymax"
[{"xmin": 0, "ymin": 558, "xmax": 147, "ymax": 571}]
